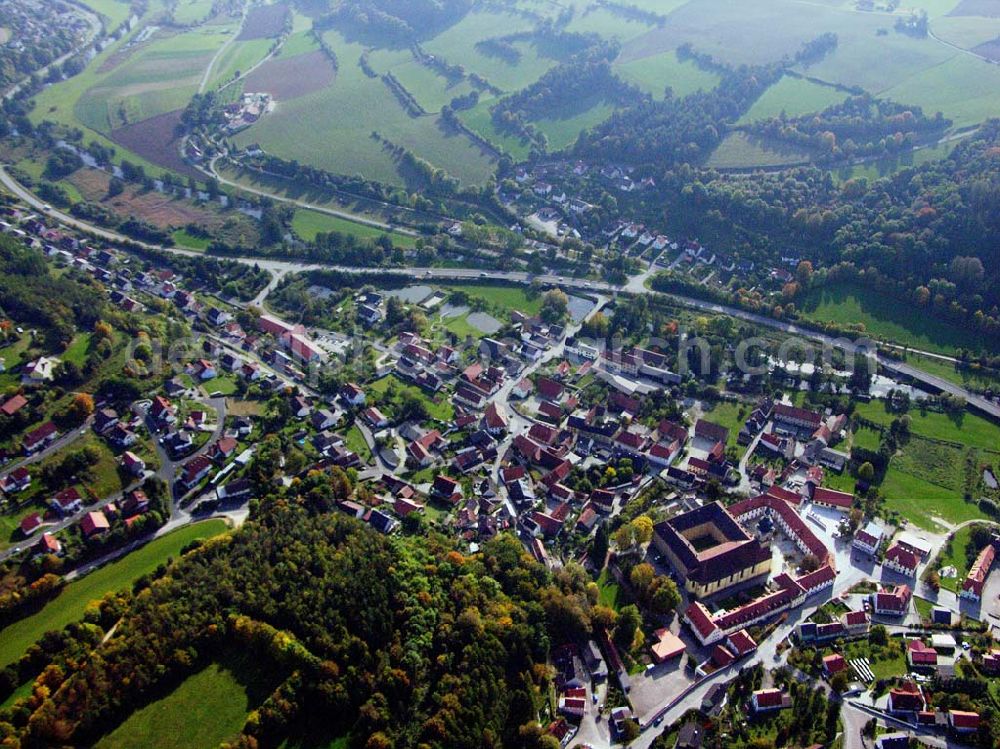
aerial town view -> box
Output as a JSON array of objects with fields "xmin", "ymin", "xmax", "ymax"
[{"xmin": 0, "ymin": 0, "xmax": 1000, "ymax": 747}]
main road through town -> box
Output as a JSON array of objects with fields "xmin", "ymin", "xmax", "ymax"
[{"xmin": 2, "ymin": 165, "xmax": 997, "ymax": 424}]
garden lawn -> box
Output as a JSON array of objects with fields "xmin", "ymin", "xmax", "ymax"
[
  {"xmin": 438, "ymin": 312, "xmax": 481, "ymax": 341},
  {"xmin": 841, "ymin": 639, "xmax": 906, "ymax": 681},
  {"xmin": 799, "ymin": 283, "xmax": 990, "ymax": 355},
  {"xmin": 368, "ymin": 375, "xmax": 454, "ymax": 422},
  {"xmin": 913, "ymin": 596, "xmax": 934, "ymax": 622},
  {"xmin": 62, "ymin": 332, "xmax": 93, "ymax": 368},
  {"xmin": 205, "ymin": 373, "xmax": 239, "ymax": 396},
  {"xmin": 597, "ymin": 568, "xmax": 626, "ymax": 611},
  {"xmin": 94, "ymin": 649, "xmax": 278, "ymax": 749},
  {"xmin": 0, "ymin": 519, "xmax": 228, "ymax": 668},
  {"xmin": 697, "ymin": 400, "xmax": 747, "ymax": 455},
  {"xmin": 441, "ymin": 284, "xmax": 543, "ymax": 316},
  {"xmin": 343, "ymin": 425, "xmax": 372, "ymax": 463},
  {"xmin": 934, "ymin": 523, "xmax": 994, "ymax": 592}
]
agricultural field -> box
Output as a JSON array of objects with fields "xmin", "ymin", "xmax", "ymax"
[
  {"xmin": 421, "ymin": 10, "xmax": 556, "ymax": 92},
  {"xmin": 233, "ymin": 28, "xmax": 498, "ymax": 187},
  {"xmin": 902, "ymin": 352, "xmax": 1000, "ymax": 389},
  {"xmin": 389, "ymin": 58, "xmax": 479, "ymax": 114},
  {"xmin": 217, "ymin": 163, "xmax": 434, "ymax": 238},
  {"xmin": 880, "ymin": 466, "xmax": 984, "ymax": 531},
  {"xmin": 798, "ymin": 283, "xmax": 990, "ymax": 355},
  {"xmin": 171, "ymin": 0, "xmax": 214, "ymax": 26},
  {"xmin": 0, "ymin": 520, "xmax": 229, "ymax": 669},
  {"xmin": 457, "ymin": 100, "xmax": 534, "ymax": 161},
  {"xmin": 50, "ymin": 0, "xmax": 1000, "ymax": 186},
  {"xmin": 615, "ymin": 49, "xmax": 721, "ymax": 101},
  {"xmin": 76, "ymin": 26, "xmax": 233, "ymax": 133},
  {"xmin": 94, "ymin": 650, "xmax": 278, "ymax": 749},
  {"xmin": 705, "ymin": 132, "xmax": 813, "ymax": 169},
  {"xmin": 737, "ymin": 75, "xmax": 849, "ymax": 123},
  {"xmin": 83, "ymin": 0, "xmax": 134, "ymax": 30},
  {"xmin": 290, "ymin": 208, "xmax": 416, "ymax": 247},
  {"xmin": 853, "ymin": 399, "xmax": 1000, "ymax": 452},
  {"xmin": 207, "ymin": 37, "xmax": 274, "ymax": 90}
]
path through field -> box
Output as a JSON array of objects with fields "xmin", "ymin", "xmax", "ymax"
[{"xmin": 199, "ymin": 4, "xmax": 247, "ymax": 93}]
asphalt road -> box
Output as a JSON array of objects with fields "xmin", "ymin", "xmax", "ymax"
[{"xmin": 7, "ymin": 163, "xmax": 994, "ymax": 422}]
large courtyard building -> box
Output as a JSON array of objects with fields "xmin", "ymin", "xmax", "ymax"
[{"xmin": 653, "ymin": 502, "xmax": 772, "ymax": 598}]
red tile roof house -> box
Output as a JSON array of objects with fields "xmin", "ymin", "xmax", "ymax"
[
  {"xmin": 728, "ymin": 629, "xmax": 758, "ymax": 658},
  {"xmin": 0, "ymin": 394, "xmax": 28, "ymax": 417},
  {"xmin": 482, "ymin": 402, "xmax": 509, "ymax": 435},
  {"xmin": 844, "ymin": 610, "xmax": 870, "ymax": 634},
  {"xmin": 121, "ymin": 450, "xmax": 146, "ymax": 477},
  {"xmin": 80, "ymin": 510, "xmax": 110, "ymax": 538},
  {"xmin": 810, "ymin": 486, "xmax": 854, "ymax": 512},
  {"xmin": 363, "ymin": 407, "xmax": 389, "ymax": 429},
  {"xmin": 181, "ymin": 455, "xmax": 213, "ymax": 489},
  {"xmin": 22, "ymin": 421, "xmax": 59, "ymax": 455},
  {"xmin": 773, "ymin": 403, "xmax": 823, "ymax": 430},
  {"xmin": 873, "ymin": 584, "xmax": 912, "ymax": 616},
  {"xmin": 393, "ymin": 497, "xmax": 425, "ymax": 517},
  {"xmin": 122, "ymin": 489, "xmax": 150, "ymax": 516},
  {"xmin": 751, "ymin": 688, "xmax": 791, "ymax": 713},
  {"xmin": 19, "ymin": 512, "xmax": 44, "ymax": 536},
  {"xmin": 340, "ymin": 382, "xmax": 366, "ymax": 407},
  {"xmin": 907, "ymin": 639, "xmax": 938, "ymax": 668},
  {"xmin": 34, "ymin": 532, "xmax": 62, "ymax": 557},
  {"xmin": 694, "ymin": 419, "xmax": 728, "ymax": 444},
  {"xmin": 431, "ymin": 475, "xmax": 463, "ymax": 505},
  {"xmin": 883, "ymin": 544, "xmax": 919, "ymax": 577},
  {"xmin": 948, "ymin": 710, "xmax": 981, "ymax": 734},
  {"xmin": 49, "ymin": 487, "xmax": 84, "ymax": 515},
  {"xmin": 535, "ymin": 376, "xmax": 564, "ymax": 401},
  {"xmin": 822, "ymin": 653, "xmax": 848, "ymax": 677},
  {"xmin": 209, "ymin": 436, "xmax": 239, "ymax": 463},
  {"xmin": 407, "ymin": 430, "xmax": 443, "ymax": 468},
  {"xmin": 887, "ymin": 681, "xmax": 925, "ymax": 716},
  {"xmin": 960, "ymin": 541, "xmax": 996, "ymax": 600},
  {"xmin": 150, "ymin": 395, "xmax": 177, "ymax": 425},
  {"xmin": 0, "ymin": 466, "xmax": 32, "ymax": 494}
]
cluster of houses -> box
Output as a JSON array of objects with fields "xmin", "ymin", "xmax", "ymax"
[
  {"xmin": 879, "ymin": 679, "xmax": 984, "ymax": 739},
  {"xmin": 16, "ymin": 485, "xmax": 155, "ymax": 558},
  {"xmin": 742, "ymin": 398, "xmax": 851, "ymax": 475}
]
